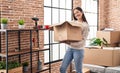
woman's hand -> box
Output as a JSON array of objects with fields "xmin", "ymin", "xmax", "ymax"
[{"xmin": 48, "ymin": 25, "xmax": 54, "ymax": 30}]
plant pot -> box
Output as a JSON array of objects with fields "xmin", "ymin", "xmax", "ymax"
[
  {"xmin": 23, "ymin": 66, "xmax": 28, "ymax": 72},
  {"xmin": 1, "ymin": 24, "xmax": 7, "ymax": 29},
  {"xmin": 37, "ymin": 60, "xmax": 42, "ymax": 70},
  {"xmin": 19, "ymin": 25, "xmax": 24, "ymax": 29}
]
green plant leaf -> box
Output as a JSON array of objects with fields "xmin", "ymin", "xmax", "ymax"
[
  {"xmin": 22, "ymin": 62, "xmax": 29, "ymax": 66},
  {"xmin": 1, "ymin": 18, "xmax": 8, "ymax": 24},
  {"xmin": 18, "ymin": 19, "xmax": 24, "ymax": 25},
  {"xmin": 90, "ymin": 37, "xmax": 108, "ymax": 47},
  {"xmin": 0, "ymin": 61, "xmax": 21, "ymax": 70}
]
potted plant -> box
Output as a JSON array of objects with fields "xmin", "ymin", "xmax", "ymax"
[
  {"xmin": 0, "ymin": 18, "xmax": 8, "ymax": 29},
  {"xmin": 0, "ymin": 61, "xmax": 22, "ymax": 73},
  {"xmin": 22, "ymin": 62, "xmax": 29, "ymax": 72},
  {"xmin": 90, "ymin": 37, "xmax": 108, "ymax": 49},
  {"xmin": 18, "ymin": 19, "xmax": 24, "ymax": 29}
]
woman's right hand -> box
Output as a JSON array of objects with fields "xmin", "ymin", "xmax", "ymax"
[{"xmin": 48, "ymin": 25, "xmax": 54, "ymax": 30}]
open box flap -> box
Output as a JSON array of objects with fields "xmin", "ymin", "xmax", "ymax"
[{"xmin": 52, "ymin": 21, "xmax": 83, "ymax": 28}]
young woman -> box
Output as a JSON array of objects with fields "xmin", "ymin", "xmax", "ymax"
[{"xmin": 60, "ymin": 7, "xmax": 89, "ymax": 73}]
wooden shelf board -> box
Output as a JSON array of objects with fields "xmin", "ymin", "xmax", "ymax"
[
  {"xmin": 0, "ymin": 29, "xmax": 48, "ymax": 32},
  {"xmin": 24, "ymin": 66, "xmax": 49, "ymax": 73},
  {"xmin": 0, "ymin": 48, "xmax": 49, "ymax": 57}
]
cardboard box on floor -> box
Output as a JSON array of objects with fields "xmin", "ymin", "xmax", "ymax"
[
  {"xmin": 52, "ymin": 21, "xmax": 83, "ymax": 42},
  {"xmin": 83, "ymin": 47, "xmax": 120, "ymax": 67},
  {"xmin": 97, "ymin": 31, "xmax": 120, "ymax": 44}
]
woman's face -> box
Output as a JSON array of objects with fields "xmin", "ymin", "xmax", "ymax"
[{"xmin": 74, "ymin": 9, "xmax": 83, "ymax": 20}]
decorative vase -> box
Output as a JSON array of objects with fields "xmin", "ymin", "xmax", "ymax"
[
  {"xmin": 23, "ymin": 66, "xmax": 28, "ymax": 72},
  {"xmin": 1, "ymin": 24, "xmax": 7, "ymax": 29},
  {"xmin": 37, "ymin": 59, "xmax": 42, "ymax": 70}
]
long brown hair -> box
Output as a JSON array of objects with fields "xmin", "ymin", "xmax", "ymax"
[{"xmin": 73, "ymin": 7, "xmax": 88, "ymax": 23}]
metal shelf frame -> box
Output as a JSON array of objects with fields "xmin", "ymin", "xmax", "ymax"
[{"xmin": 0, "ymin": 29, "xmax": 51, "ymax": 73}]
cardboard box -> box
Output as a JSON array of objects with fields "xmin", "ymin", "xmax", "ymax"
[
  {"xmin": 107, "ymin": 43, "xmax": 118, "ymax": 47},
  {"xmin": 53, "ymin": 21, "xmax": 82, "ymax": 42},
  {"xmin": 83, "ymin": 47, "xmax": 120, "ymax": 67},
  {"xmin": 97, "ymin": 31, "xmax": 120, "ymax": 44}
]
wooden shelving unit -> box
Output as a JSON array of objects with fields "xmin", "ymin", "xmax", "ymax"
[{"xmin": 0, "ymin": 29, "xmax": 51, "ymax": 73}]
